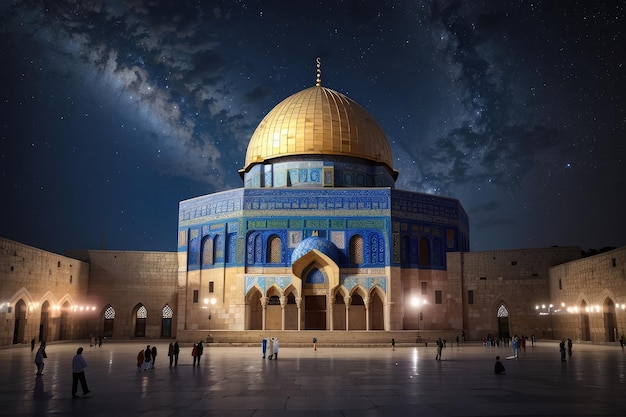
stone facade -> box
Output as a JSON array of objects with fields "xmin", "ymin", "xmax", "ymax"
[
  {"xmin": 3, "ymin": 235, "xmax": 626, "ymax": 346},
  {"xmin": 0, "ymin": 238, "xmax": 89, "ymax": 346}
]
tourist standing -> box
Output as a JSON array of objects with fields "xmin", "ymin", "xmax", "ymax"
[
  {"xmin": 262, "ymin": 338, "xmax": 268, "ymax": 358},
  {"xmin": 173, "ymin": 341, "xmax": 180, "ymax": 366},
  {"xmin": 31, "ymin": 338, "xmax": 36, "ymax": 352},
  {"xmin": 392, "ymin": 338, "xmax": 396, "ymax": 351},
  {"xmin": 567, "ymin": 338, "xmax": 573, "ymax": 356},
  {"xmin": 35, "ymin": 342, "xmax": 47, "ymax": 376},
  {"xmin": 71, "ymin": 347, "xmax": 90, "ymax": 398},
  {"xmin": 151, "ymin": 345, "xmax": 157, "ymax": 368},
  {"xmin": 268, "ymin": 337, "xmax": 275, "ymax": 359},
  {"xmin": 142, "ymin": 345, "xmax": 152, "ymax": 370},
  {"xmin": 435, "ymin": 338, "xmax": 443, "ymax": 360},
  {"xmin": 273, "ymin": 337, "xmax": 279, "ymax": 360},
  {"xmin": 168, "ymin": 343, "xmax": 174, "ymax": 367},
  {"xmin": 196, "ymin": 341, "xmax": 204, "ymax": 365},
  {"xmin": 512, "ymin": 335, "xmax": 520, "ymax": 358},
  {"xmin": 313, "ymin": 337, "xmax": 318, "ymax": 351},
  {"xmin": 192, "ymin": 343, "xmax": 198, "ymax": 366},
  {"xmin": 559, "ymin": 339, "xmax": 567, "ymax": 362}
]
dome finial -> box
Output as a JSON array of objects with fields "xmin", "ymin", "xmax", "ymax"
[{"xmin": 315, "ymin": 57, "xmax": 321, "ymax": 86}]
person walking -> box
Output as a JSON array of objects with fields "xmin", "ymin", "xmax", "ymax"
[
  {"xmin": 567, "ymin": 338, "xmax": 573, "ymax": 357},
  {"xmin": 392, "ymin": 338, "xmax": 396, "ymax": 351},
  {"xmin": 313, "ymin": 337, "xmax": 318, "ymax": 351},
  {"xmin": 71, "ymin": 347, "xmax": 90, "ymax": 398},
  {"xmin": 151, "ymin": 345, "xmax": 157, "ymax": 368},
  {"xmin": 35, "ymin": 341, "xmax": 47, "ymax": 376},
  {"xmin": 173, "ymin": 341, "xmax": 180, "ymax": 366},
  {"xmin": 168, "ymin": 343, "xmax": 174, "ymax": 367},
  {"xmin": 192, "ymin": 343, "xmax": 198, "ymax": 366},
  {"xmin": 196, "ymin": 341, "xmax": 204, "ymax": 365},
  {"xmin": 559, "ymin": 339, "xmax": 567, "ymax": 362},
  {"xmin": 620, "ymin": 335, "xmax": 625, "ymax": 350},
  {"xmin": 31, "ymin": 338, "xmax": 36, "ymax": 352}
]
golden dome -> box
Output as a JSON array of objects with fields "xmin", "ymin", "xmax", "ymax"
[{"xmin": 242, "ymin": 85, "xmax": 394, "ymax": 173}]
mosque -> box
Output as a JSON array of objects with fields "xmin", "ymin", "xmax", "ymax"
[{"xmin": 2, "ymin": 64, "xmax": 625, "ymax": 347}]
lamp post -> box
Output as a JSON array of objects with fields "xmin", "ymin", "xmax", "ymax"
[
  {"xmin": 203, "ymin": 297, "xmax": 217, "ymax": 333},
  {"xmin": 412, "ymin": 297, "xmax": 428, "ymax": 341}
]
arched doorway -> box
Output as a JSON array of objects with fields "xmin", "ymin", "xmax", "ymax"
[
  {"xmin": 284, "ymin": 292, "xmax": 298, "ymax": 330},
  {"xmin": 369, "ymin": 290, "xmax": 385, "ymax": 330},
  {"xmin": 580, "ymin": 300, "xmax": 590, "ymax": 341},
  {"xmin": 134, "ymin": 305, "xmax": 147, "ymax": 337},
  {"xmin": 497, "ymin": 304, "xmax": 510, "ymax": 339},
  {"xmin": 59, "ymin": 301, "xmax": 70, "ymax": 340},
  {"xmin": 246, "ymin": 289, "xmax": 262, "ymax": 330},
  {"xmin": 103, "ymin": 305, "xmax": 115, "ymax": 338},
  {"xmin": 12, "ymin": 300, "xmax": 27, "ymax": 344},
  {"xmin": 349, "ymin": 292, "xmax": 366, "ymax": 330},
  {"xmin": 604, "ymin": 298, "xmax": 617, "ymax": 342},
  {"xmin": 333, "ymin": 293, "xmax": 346, "ymax": 330},
  {"xmin": 39, "ymin": 301, "xmax": 50, "ymax": 342}
]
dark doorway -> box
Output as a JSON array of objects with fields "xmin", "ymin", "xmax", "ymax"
[{"xmin": 305, "ymin": 295, "xmax": 326, "ymax": 330}]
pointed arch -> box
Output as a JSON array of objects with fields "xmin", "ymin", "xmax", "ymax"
[
  {"xmin": 495, "ymin": 301, "xmax": 510, "ymax": 339},
  {"xmin": 201, "ymin": 235, "xmax": 214, "ymax": 266},
  {"xmin": 102, "ymin": 304, "xmax": 116, "ymax": 338},
  {"xmin": 349, "ymin": 234, "xmax": 364, "ymax": 265},
  {"xmin": 245, "ymin": 286, "xmax": 263, "ymax": 330},
  {"xmin": 267, "ymin": 234, "xmax": 282, "ymax": 264},
  {"xmin": 368, "ymin": 286, "xmax": 385, "ymax": 330},
  {"xmin": 161, "ymin": 304, "xmax": 173, "ymax": 337},
  {"xmin": 133, "ymin": 303, "xmax": 147, "ymax": 337}
]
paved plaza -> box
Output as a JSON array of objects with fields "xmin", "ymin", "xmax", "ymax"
[{"xmin": 1, "ymin": 340, "xmax": 626, "ymax": 417}]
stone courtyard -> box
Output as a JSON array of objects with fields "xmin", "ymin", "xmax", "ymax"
[{"xmin": 1, "ymin": 340, "xmax": 625, "ymax": 416}]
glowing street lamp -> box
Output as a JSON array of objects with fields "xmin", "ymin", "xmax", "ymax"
[
  {"xmin": 203, "ymin": 298, "xmax": 217, "ymax": 333},
  {"xmin": 412, "ymin": 297, "xmax": 428, "ymax": 338}
]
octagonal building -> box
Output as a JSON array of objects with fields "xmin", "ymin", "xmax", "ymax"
[{"xmin": 177, "ymin": 74, "xmax": 469, "ymax": 336}]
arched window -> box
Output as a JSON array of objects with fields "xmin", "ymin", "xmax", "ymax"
[
  {"xmin": 103, "ymin": 305, "xmax": 116, "ymax": 338},
  {"xmin": 268, "ymin": 235, "xmax": 281, "ymax": 263},
  {"xmin": 349, "ymin": 235, "xmax": 364, "ymax": 265},
  {"xmin": 104, "ymin": 306, "xmax": 116, "ymax": 319},
  {"xmin": 214, "ymin": 234, "xmax": 223, "ymax": 262},
  {"xmin": 419, "ymin": 237, "xmax": 430, "ymax": 267},
  {"xmin": 162, "ymin": 304, "xmax": 173, "ymax": 337},
  {"xmin": 400, "ymin": 235, "xmax": 410, "ymax": 265},
  {"xmin": 202, "ymin": 236, "xmax": 214, "ymax": 266},
  {"xmin": 254, "ymin": 234, "xmax": 263, "ymax": 263},
  {"xmin": 136, "ymin": 306, "xmax": 147, "ymax": 319},
  {"xmin": 226, "ymin": 233, "xmax": 237, "ymax": 264}
]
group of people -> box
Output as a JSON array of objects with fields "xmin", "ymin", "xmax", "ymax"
[
  {"xmin": 191, "ymin": 340, "xmax": 204, "ymax": 365},
  {"xmin": 137, "ymin": 345, "xmax": 158, "ymax": 370},
  {"xmin": 559, "ymin": 338, "xmax": 573, "ymax": 362},
  {"xmin": 261, "ymin": 337, "xmax": 280, "ymax": 359}
]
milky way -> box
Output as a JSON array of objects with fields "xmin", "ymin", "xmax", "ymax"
[{"xmin": 1, "ymin": 1, "xmax": 624, "ymax": 254}]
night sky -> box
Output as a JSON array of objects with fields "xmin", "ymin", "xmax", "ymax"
[{"xmin": 1, "ymin": 1, "xmax": 625, "ymax": 255}]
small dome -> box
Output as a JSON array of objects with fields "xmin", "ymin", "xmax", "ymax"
[
  {"xmin": 243, "ymin": 85, "xmax": 394, "ymax": 174},
  {"xmin": 291, "ymin": 236, "xmax": 340, "ymax": 264}
]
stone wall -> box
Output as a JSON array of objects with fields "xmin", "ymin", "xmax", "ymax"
[
  {"xmin": 85, "ymin": 250, "xmax": 178, "ymax": 340},
  {"xmin": 447, "ymin": 247, "xmax": 581, "ymax": 341},
  {"xmin": 550, "ymin": 246, "xmax": 626, "ymax": 342},
  {"xmin": 0, "ymin": 238, "xmax": 89, "ymax": 345}
]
